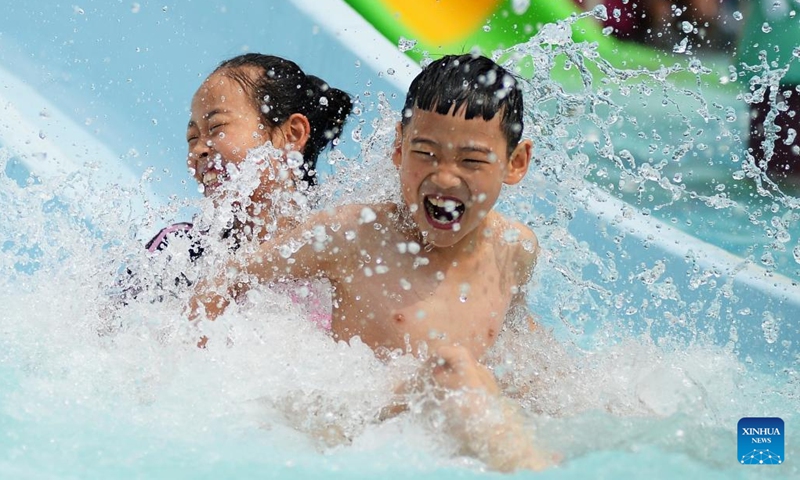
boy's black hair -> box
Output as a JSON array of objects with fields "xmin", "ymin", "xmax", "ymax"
[
  {"xmin": 401, "ymin": 54, "xmax": 524, "ymax": 153},
  {"xmin": 214, "ymin": 53, "xmax": 352, "ymax": 187}
]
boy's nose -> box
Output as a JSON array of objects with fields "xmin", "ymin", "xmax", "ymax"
[{"xmin": 430, "ymin": 165, "xmax": 462, "ymax": 189}]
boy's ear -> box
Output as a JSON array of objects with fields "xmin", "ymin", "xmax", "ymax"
[
  {"xmin": 503, "ymin": 139, "xmax": 532, "ymax": 185},
  {"xmin": 282, "ymin": 113, "xmax": 311, "ymax": 152},
  {"xmin": 391, "ymin": 121, "xmax": 403, "ymax": 168}
]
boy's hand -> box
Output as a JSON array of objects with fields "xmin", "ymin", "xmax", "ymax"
[
  {"xmin": 429, "ymin": 345, "xmax": 556, "ymax": 472},
  {"xmin": 430, "ymin": 345, "xmax": 500, "ymax": 397}
]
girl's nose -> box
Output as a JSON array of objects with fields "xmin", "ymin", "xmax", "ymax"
[{"xmin": 188, "ymin": 138, "xmax": 212, "ymax": 165}]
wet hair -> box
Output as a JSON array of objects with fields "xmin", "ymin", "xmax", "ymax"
[
  {"xmin": 214, "ymin": 53, "xmax": 352, "ymax": 186},
  {"xmin": 401, "ymin": 54, "xmax": 524, "ymax": 154}
]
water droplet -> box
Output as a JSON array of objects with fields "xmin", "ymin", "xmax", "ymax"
[
  {"xmin": 762, "ymin": 22, "xmax": 772, "ymax": 34},
  {"xmin": 151, "ymin": 118, "xmax": 158, "ymax": 126},
  {"xmin": 673, "ymin": 37, "xmax": 689, "ymax": 54},
  {"xmin": 459, "ymin": 283, "xmax": 470, "ymax": 303},
  {"xmin": 359, "ymin": 207, "xmax": 377, "ymax": 224},
  {"xmin": 793, "ymin": 245, "xmax": 800, "ymax": 264},
  {"xmin": 131, "ymin": 3, "xmax": 141, "ymax": 13},
  {"xmin": 482, "ymin": 25, "xmax": 491, "ymax": 32},
  {"xmin": 602, "ymin": 26, "xmax": 614, "ymax": 36},
  {"xmin": 38, "ymin": 130, "xmax": 46, "ymax": 140},
  {"xmin": 761, "ymin": 312, "xmax": 779, "ymax": 344},
  {"xmin": 400, "ymin": 278, "xmax": 412, "ymax": 290},
  {"xmin": 681, "ymin": 21, "xmax": 693, "ymax": 33},
  {"xmin": 733, "ymin": 11, "xmax": 743, "ymax": 21},
  {"xmin": 511, "ymin": 0, "xmax": 530, "ymax": 15},
  {"xmin": 397, "ymin": 37, "xmax": 417, "ymax": 52},
  {"xmin": 286, "ymin": 150, "xmax": 303, "ymax": 169}
]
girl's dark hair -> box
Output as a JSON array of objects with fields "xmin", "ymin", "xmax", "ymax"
[{"xmin": 214, "ymin": 53, "xmax": 352, "ymax": 186}]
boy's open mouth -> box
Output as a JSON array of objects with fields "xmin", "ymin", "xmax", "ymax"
[{"xmin": 423, "ymin": 195, "xmax": 465, "ymax": 229}]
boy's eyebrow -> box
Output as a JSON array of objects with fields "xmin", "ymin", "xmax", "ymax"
[{"xmin": 410, "ymin": 137, "xmax": 493, "ymax": 154}]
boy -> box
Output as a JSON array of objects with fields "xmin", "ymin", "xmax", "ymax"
[{"xmin": 192, "ymin": 54, "xmax": 550, "ymax": 471}]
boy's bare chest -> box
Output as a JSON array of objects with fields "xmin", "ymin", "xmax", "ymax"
[{"xmin": 331, "ymin": 254, "xmax": 513, "ymax": 358}]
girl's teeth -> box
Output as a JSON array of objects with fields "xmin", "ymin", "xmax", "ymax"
[{"xmin": 203, "ymin": 172, "xmax": 218, "ymax": 185}]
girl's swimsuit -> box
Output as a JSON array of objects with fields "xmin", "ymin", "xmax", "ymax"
[{"xmin": 144, "ymin": 222, "xmax": 332, "ymax": 330}]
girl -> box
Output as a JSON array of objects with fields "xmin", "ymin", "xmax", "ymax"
[
  {"xmin": 148, "ymin": 53, "xmax": 352, "ymax": 254},
  {"xmin": 130, "ymin": 54, "xmax": 352, "ymax": 330}
]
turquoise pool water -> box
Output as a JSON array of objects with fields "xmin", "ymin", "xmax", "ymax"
[{"xmin": 1, "ymin": 1, "xmax": 798, "ymax": 478}]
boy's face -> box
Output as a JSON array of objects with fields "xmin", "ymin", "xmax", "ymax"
[{"xmin": 393, "ymin": 107, "xmax": 531, "ymax": 248}]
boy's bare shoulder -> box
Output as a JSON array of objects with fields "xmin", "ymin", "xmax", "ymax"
[
  {"xmin": 487, "ymin": 212, "xmax": 539, "ymax": 282},
  {"xmin": 489, "ymin": 212, "xmax": 539, "ymax": 256}
]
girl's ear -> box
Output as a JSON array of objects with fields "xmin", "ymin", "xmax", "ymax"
[
  {"xmin": 282, "ymin": 113, "xmax": 311, "ymax": 153},
  {"xmin": 504, "ymin": 139, "xmax": 532, "ymax": 185},
  {"xmin": 392, "ymin": 122, "xmax": 403, "ymax": 168}
]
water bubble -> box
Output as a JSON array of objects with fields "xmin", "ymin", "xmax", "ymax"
[
  {"xmin": 482, "ymin": 25, "xmax": 491, "ymax": 32},
  {"xmin": 509, "ymin": 0, "xmax": 529, "ymax": 14},
  {"xmin": 286, "ymin": 150, "xmax": 304, "ymax": 169},
  {"xmin": 761, "ymin": 312, "xmax": 779, "ymax": 344},
  {"xmin": 762, "ymin": 22, "xmax": 772, "ymax": 34},
  {"xmin": 681, "ymin": 21, "xmax": 693, "ymax": 33},
  {"xmin": 359, "ymin": 207, "xmax": 377, "ymax": 224},
  {"xmin": 733, "ymin": 11, "xmax": 743, "ymax": 21},
  {"xmin": 397, "ymin": 37, "xmax": 417, "ymax": 52},
  {"xmin": 673, "ymin": 38, "xmax": 689, "ymax": 54},
  {"xmin": 602, "ymin": 26, "xmax": 614, "ymax": 36},
  {"xmin": 459, "ymin": 283, "xmax": 470, "ymax": 303}
]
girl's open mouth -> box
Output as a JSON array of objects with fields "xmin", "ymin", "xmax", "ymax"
[
  {"xmin": 202, "ymin": 170, "xmax": 226, "ymax": 189},
  {"xmin": 423, "ymin": 195, "xmax": 465, "ymax": 229}
]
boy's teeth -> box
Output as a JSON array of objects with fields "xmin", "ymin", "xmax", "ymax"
[
  {"xmin": 428, "ymin": 197, "xmax": 462, "ymax": 211},
  {"xmin": 424, "ymin": 196, "xmax": 465, "ymax": 225}
]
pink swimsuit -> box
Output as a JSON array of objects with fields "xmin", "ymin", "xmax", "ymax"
[{"xmin": 146, "ymin": 222, "xmax": 333, "ymax": 330}]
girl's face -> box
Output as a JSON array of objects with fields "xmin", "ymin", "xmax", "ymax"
[{"xmin": 186, "ymin": 70, "xmax": 298, "ymax": 204}]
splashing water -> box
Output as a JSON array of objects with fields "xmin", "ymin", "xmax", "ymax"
[{"xmin": 1, "ymin": 7, "xmax": 799, "ymax": 479}]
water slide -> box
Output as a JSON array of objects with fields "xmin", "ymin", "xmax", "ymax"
[{"xmin": 1, "ymin": 0, "xmax": 797, "ymax": 363}]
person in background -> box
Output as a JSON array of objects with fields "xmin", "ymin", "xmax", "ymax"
[{"xmin": 738, "ymin": 0, "xmax": 800, "ymax": 187}]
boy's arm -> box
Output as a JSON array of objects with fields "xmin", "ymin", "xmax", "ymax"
[{"xmin": 190, "ymin": 205, "xmax": 362, "ymax": 320}]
